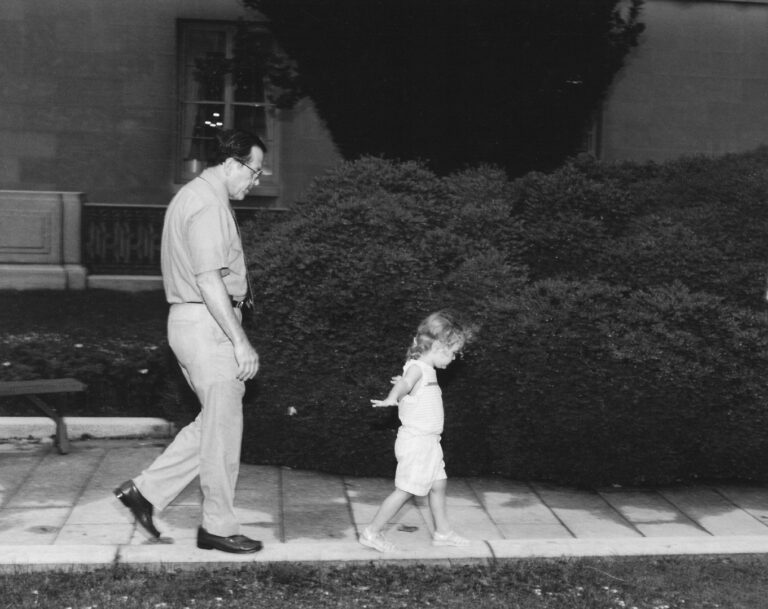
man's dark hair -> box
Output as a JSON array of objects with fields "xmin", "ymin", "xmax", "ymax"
[{"xmin": 211, "ymin": 129, "xmax": 267, "ymax": 166}]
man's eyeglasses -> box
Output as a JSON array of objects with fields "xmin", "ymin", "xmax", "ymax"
[{"xmin": 237, "ymin": 160, "xmax": 263, "ymax": 181}]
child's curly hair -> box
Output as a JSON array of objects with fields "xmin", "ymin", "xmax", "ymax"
[{"xmin": 406, "ymin": 309, "xmax": 475, "ymax": 360}]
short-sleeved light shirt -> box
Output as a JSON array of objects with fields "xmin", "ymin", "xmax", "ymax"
[
  {"xmin": 397, "ymin": 359, "xmax": 444, "ymax": 436},
  {"xmin": 161, "ymin": 168, "xmax": 248, "ymax": 304}
]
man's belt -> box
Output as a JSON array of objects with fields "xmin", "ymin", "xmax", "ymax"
[{"xmin": 182, "ymin": 299, "xmax": 245, "ymax": 308}]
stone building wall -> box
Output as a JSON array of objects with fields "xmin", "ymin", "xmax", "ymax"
[{"xmin": 600, "ymin": 0, "xmax": 768, "ymax": 162}]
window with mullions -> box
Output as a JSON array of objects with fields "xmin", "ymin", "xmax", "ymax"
[{"xmin": 177, "ymin": 20, "xmax": 276, "ymax": 188}]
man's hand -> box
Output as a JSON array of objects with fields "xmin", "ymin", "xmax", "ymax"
[
  {"xmin": 234, "ymin": 340, "xmax": 259, "ymax": 381},
  {"xmin": 196, "ymin": 269, "xmax": 259, "ymax": 382}
]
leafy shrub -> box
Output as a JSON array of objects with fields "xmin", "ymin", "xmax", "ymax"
[
  {"xmin": 513, "ymin": 149, "xmax": 768, "ymax": 309},
  {"xmin": 480, "ymin": 280, "xmax": 768, "ymax": 485},
  {"xmin": 240, "ymin": 157, "xmax": 526, "ymax": 474},
  {"xmin": 595, "ymin": 149, "xmax": 768, "ymax": 308},
  {"xmin": 239, "ymin": 151, "xmax": 768, "ymax": 485},
  {"xmin": 510, "ymin": 155, "xmax": 639, "ymax": 280}
]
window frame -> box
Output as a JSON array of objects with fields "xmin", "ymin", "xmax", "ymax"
[{"xmin": 175, "ymin": 19, "xmax": 280, "ymax": 197}]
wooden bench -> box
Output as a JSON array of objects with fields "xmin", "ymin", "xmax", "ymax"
[{"xmin": 0, "ymin": 378, "xmax": 87, "ymax": 454}]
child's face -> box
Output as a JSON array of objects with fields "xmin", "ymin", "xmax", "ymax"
[{"xmin": 429, "ymin": 341, "xmax": 463, "ymax": 369}]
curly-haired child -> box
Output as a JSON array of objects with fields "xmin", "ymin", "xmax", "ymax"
[{"xmin": 360, "ymin": 309, "xmax": 474, "ymax": 552}]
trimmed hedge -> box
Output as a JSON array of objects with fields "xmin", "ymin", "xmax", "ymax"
[
  {"xmin": 4, "ymin": 149, "xmax": 768, "ymax": 486},
  {"xmin": 240, "ymin": 151, "xmax": 768, "ymax": 485},
  {"xmin": 480, "ymin": 279, "xmax": 768, "ymax": 485},
  {"xmin": 238, "ymin": 159, "xmax": 526, "ymax": 475}
]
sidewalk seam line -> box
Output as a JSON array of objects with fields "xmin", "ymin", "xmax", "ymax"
[
  {"xmin": 596, "ymin": 489, "xmax": 647, "ymax": 538},
  {"xmin": 528, "ymin": 483, "xmax": 577, "ymax": 539},
  {"xmin": 466, "ymin": 479, "xmax": 505, "ymax": 539},
  {"xmin": 52, "ymin": 445, "xmax": 107, "ymax": 545},
  {"xmin": 1, "ymin": 445, "xmax": 48, "ymax": 508},
  {"xmin": 482, "ymin": 539, "xmax": 497, "ymax": 564},
  {"xmin": 713, "ymin": 485, "xmax": 768, "ymax": 531},
  {"xmin": 655, "ymin": 488, "xmax": 711, "ymax": 535},
  {"xmin": 657, "ymin": 488, "xmax": 716, "ymax": 536},
  {"xmin": 340, "ymin": 475, "xmax": 360, "ymax": 539},
  {"xmin": 278, "ymin": 467, "xmax": 285, "ymax": 543}
]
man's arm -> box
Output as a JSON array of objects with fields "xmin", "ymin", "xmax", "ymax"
[{"xmin": 196, "ymin": 269, "xmax": 259, "ymax": 381}]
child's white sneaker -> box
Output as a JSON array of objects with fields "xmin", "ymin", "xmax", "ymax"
[
  {"xmin": 432, "ymin": 530, "xmax": 470, "ymax": 547},
  {"xmin": 359, "ymin": 527, "xmax": 399, "ymax": 553}
]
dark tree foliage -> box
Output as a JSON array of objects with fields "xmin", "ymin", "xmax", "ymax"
[{"xmin": 245, "ymin": 0, "xmax": 644, "ymax": 176}]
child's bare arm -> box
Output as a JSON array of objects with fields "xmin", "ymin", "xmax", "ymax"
[{"xmin": 371, "ymin": 365, "xmax": 422, "ymax": 407}]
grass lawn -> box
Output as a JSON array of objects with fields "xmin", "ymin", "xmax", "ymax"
[{"xmin": 2, "ymin": 556, "xmax": 768, "ymax": 608}]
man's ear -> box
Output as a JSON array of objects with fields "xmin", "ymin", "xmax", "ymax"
[{"xmin": 223, "ymin": 157, "xmax": 237, "ymax": 175}]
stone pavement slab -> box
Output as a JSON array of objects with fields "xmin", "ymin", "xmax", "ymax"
[
  {"xmin": 0, "ymin": 451, "xmax": 44, "ymax": 506},
  {"xmin": 0, "ymin": 417, "xmax": 174, "ymax": 442},
  {"xmin": 659, "ymin": 487, "xmax": 768, "ymax": 536},
  {"xmin": 0, "ymin": 507, "xmax": 71, "ymax": 544},
  {"xmin": 717, "ymin": 485, "xmax": 768, "ymax": 525},
  {"xmin": 469, "ymin": 478, "xmax": 558, "ymax": 524},
  {"xmin": 282, "ymin": 469, "xmax": 354, "ymax": 543},
  {"xmin": 468, "ymin": 478, "xmax": 572, "ymax": 539},
  {"xmin": 598, "ymin": 489, "xmax": 709, "ymax": 537},
  {"xmin": 6, "ymin": 447, "xmax": 104, "ymax": 508},
  {"xmin": 3, "ymin": 436, "xmax": 768, "ymax": 571},
  {"xmin": 531, "ymin": 483, "xmax": 642, "ymax": 538}
]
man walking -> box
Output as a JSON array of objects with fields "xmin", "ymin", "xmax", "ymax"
[{"xmin": 114, "ymin": 129, "xmax": 265, "ymax": 554}]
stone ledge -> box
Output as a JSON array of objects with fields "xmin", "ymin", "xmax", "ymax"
[
  {"xmin": 86, "ymin": 275, "xmax": 163, "ymax": 292},
  {"xmin": 0, "ymin": 416, "xmax": 175, "ymax": 440},
  {"xmin": 0, "ymin": 263, "xmax": 87, "ymax": 290}
]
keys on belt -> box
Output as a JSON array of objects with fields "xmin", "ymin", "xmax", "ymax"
[{"xmin": 232, "ymin": 297, "xmax": 254, "ymax": 310}]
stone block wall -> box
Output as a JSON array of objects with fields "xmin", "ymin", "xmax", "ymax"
[
  {"xmin": 0, "ymin": 0, "xmax": 340, "ymax": 208},
  {"xmin": 0, "ymin": 191, "xmax": 87, "ymax": 290},
  {"xmin": 600, "ymin": 0, "xmax": 768, "ymax": 162}
]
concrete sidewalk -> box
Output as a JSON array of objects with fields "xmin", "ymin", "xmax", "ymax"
[{"xmin": 3, "ymin": 432, "xmax": 768, "ymax": 572}]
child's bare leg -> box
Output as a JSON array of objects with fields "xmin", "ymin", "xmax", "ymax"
[
  {"xmin": 367, "ymin": 488, "xmax": 412, "ymax": 535},
  {"xmin": 428, "ymin": 479, "xmax": 469, "ymax": 546},
  {"xmin": 428, "ymin": 478, "xmax": 451, "ymax": 534}
]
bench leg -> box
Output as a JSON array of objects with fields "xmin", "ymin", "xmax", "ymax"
[{"xmin": 27, "ymin": 395, "xmax": 71, "ymax": 455}]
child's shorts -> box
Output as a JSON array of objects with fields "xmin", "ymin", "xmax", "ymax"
[{"xmin": 394, "ymin": 429, "xmax": 446, "ymax": 496}]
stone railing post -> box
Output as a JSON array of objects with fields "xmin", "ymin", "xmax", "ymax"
[{"xmin": 0, "ymin": 190, "xmax": 87, "ymax": 290}]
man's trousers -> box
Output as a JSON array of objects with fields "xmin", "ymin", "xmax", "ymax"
[{"xmin": 135, "ymin": 303, "xmax": 246, "ymax": 537}]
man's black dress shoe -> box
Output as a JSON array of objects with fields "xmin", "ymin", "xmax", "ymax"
[
  {"xmin": 197, "ymin": 526, "xmax": 263, "ymax": 554},
  {"xmin": 113, "ymin": 480, "xmax": 161, "ymax": 538}
]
